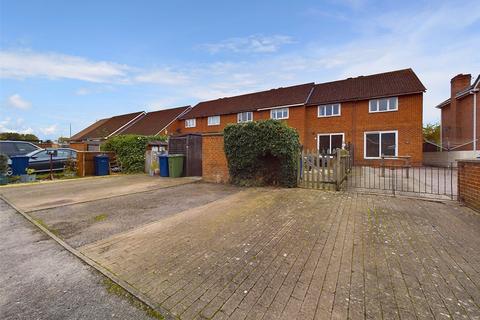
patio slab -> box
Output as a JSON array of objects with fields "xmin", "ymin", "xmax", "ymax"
[{"xmin": 79, "ymin": 188, "xmax": 480, "ymax": 320}]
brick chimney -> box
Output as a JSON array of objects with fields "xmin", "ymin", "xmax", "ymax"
[
  {"xmin": 451, "ymin": 74, "xmax": 472, "ymax": 97},
  {"xmin": 448, "ymin": 74, "xmax": 472, "ymax": 146}
]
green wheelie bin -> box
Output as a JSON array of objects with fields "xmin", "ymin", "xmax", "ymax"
[{"xmin": 168, "ymin": 154, "xmax": 184, "ymax": 177}]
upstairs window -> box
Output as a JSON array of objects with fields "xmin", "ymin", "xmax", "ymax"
[
  {"xmin": 237, "ymin": 111, "xmax": 253, "ymax": 123},
  {"xmin": 270, "ymin": 108, "xmax": 289, "ymax": 120},
  {"xmin": 207, "ymin": 115, "xmax": 220, "ymax": 126},
  {"xmin": 318, "ymin": 103, "xmax": 341, "ymax": 117},
  {"xmin": 369, "ymin": 97, "xmax": 398, "ymax": 113},
  {"xmin": 185, "ymin": 118, "xmax": 196, "ymax": 128}
]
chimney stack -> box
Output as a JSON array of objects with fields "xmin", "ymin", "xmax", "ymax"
[{"xmin": 451, "ymin": 74, "xmax": 472, "ymax": 97}]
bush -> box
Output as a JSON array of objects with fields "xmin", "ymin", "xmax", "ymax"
[
  {"xmin": 101, "ymin": 135, "xmax": 166, "ymax": 173},
  {"xmin": 223, "ymin": 120, "xmax": 300, "ymax": 187}
]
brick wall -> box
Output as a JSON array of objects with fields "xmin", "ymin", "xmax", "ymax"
[
  {"xmin": 458, "ymin": 159, "xmax": 480, "ymax": 212},
  {"xmin": 202, "ymin": 134, "xmax": 229, "ymax": 183}
]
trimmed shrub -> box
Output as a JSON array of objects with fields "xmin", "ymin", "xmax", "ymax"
[
  {"xmin": 101, "ymin": 135, "xmax": 166, "ymax": 173},
  {"xmin": 223, "ymin": 120, "xmax": 300, "ymax": 187},
  {"xmin": 0, "ymin": 153, "xmax": 8, "ymax": 175}
]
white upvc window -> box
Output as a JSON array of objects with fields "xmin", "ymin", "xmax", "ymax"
[
  {"xmin": 207, "ymin": 115, "xmax": 220, "ymax": 126},
  {"xmin": 369, "ymin": 97, "xmax": 398, "ymax": 113},
  {"xmin": 237, "ymin": 111, "xmax": 253, "ymax": 123},
  {"xmin": 364, "ymin": 130, "xmax": 398, "ymax": 159},
  {"xmin": 317, "ymin": 133, "xmax": 344, "ymax": 154},
  {"xmin": 318, "ymin": 103, "xmax": 341, "ymax": 117},
  {"xmin": 270, "ymin": 108, "xmax": 289, "ymax": 120},
  {"xmin": 185, "ymin": 118, "xmax": 196, "ymax": 128}
]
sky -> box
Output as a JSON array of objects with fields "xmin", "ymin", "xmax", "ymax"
[{"xmin": 0, "ymin": 0, "xmax": 479, "ymax": 140}]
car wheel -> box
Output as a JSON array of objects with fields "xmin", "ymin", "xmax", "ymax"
[{"xmin": 6, "ymin": 166, "xmax": 13, "ymax": 176}]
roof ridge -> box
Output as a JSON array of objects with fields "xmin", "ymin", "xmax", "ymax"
[
  {"xmin": 195, "ymin": 82, "xmax": 315, "ymax": 106},
  {"xmin": 313, "ymin": 68, "xmax": 414, "ymax": 87}
]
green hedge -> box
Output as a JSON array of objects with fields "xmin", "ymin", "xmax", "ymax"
[
  {"xmin": 101, "ymin": 135, "xmax": 166, "ymax": 173},
  {"xmin": 223, "ymin": 120, "xmax": 300, "ymax": 187}
]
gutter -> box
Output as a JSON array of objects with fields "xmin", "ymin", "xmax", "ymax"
[{"xmin": 256, "ymin": 102, "xmax": 305, "ymax": 111}]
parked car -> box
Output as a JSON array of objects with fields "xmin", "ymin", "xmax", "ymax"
[
  {"xmin": 24, "ymin": 148, "xmax": 77, "ymax": 173},
  {"xmin": 0, "ymin": 140, "xmax": 41, "ymax": 175}
]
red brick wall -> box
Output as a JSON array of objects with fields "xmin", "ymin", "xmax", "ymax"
[
  {"xmin": 202, "ymin": 134, "xmax": 229, "ymax": 183},
  {"xmin": 173, "ymin": 93, "xmax": 424, "ymax": 166},
  {"xmin": 304, "ymin": 93, "xmax": 423, "ymax": 166},
  {"xmin": 458, "ymin": 160, "xmax": 480, "ymax": 212}
]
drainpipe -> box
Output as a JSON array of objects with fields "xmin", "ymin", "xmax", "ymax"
[{"xmin": 474, "ymin": 89, "xmax": 478, "ymax": 156}]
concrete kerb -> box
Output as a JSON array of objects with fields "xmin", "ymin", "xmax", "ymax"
[{"xmin": 0, "ymin": 194, "xmax": 176, "ymax": 320}]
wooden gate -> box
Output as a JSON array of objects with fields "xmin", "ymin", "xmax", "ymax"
[
  {"xmin": 298, "ymin": 148, "xmax": 351, "ymax": 190},
  {"xmin": 168, "ymin": 134, "xmax": 202, "ymax": 176}
]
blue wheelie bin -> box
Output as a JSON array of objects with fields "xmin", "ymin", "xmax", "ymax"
[
  {"xmin": 94, "ymin": 155, "xmax": 110, "ymax": 176},
  {"xmin": 159, "ymin": 155, "xmax": 169, "ymax": 177},
  {"xmin": 11, "ymin": 155, "xmax": 30, "ymax": 176}
]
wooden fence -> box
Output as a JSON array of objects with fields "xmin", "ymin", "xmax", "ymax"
[
  {"xmin": 76, "ymin": 151, "xmax": 116, "ymax": 177},
  {"xmin": 298, "ymin": 148, "xmax": 351, "ymax": 190}
]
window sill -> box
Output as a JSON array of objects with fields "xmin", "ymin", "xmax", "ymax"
[
  {"xmin": 368, "ymin": 109, "xmax": 398, "ymax": 114},
  {"xmin": 317, "ymin": 114, "xmax": 341, "ymax": 118}
]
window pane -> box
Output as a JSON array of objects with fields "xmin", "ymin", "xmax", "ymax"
[
  {"xmin": 331, "ymin": 134, "xmax": 343, "ymax": 151},
  {"xmin": 283, "ymin": 109, "xmax": 288, "ymax": 118},
  {"xmin": 379, "ymin": 99, "xmax": 388, "ymax": 111},
  {"xmin": 365, "ymin": 133, "xmax": 380, "ymax": 157},
  {"xmin": 326, "ymin": 105, "xmax": 332, "ymax": 116},
  {"xmin": 333, "ymin": 104, "xmax": 339, "ymax": 115},
  {"xmin": 369, "ymin": 100, "xmax": 377, "ymax": 112},
  {"xmin": 388, "ymin": 97, "xmax": 397, "ymax": 110},
  {"xmin": 319, "ymin": 136, "xmax": 330, "ymax": 153},
  {"xmin": 381, "ymin": 132, "xmax": 396, "ymax": 156},
  {"xmin": 319, "ymin": 106, "xmax": 325, "ymax": 116}
]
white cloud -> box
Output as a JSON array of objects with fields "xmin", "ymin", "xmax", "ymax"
[
  {"xmin": 40, "ymin": 124, "xmax": 58, "ymax": 135},
  {"xmin": 0, "ymin": 50, "xmax": 131, "ymax": 83},
  {"xmin": 134, "ymin": 69, "xmax": 190, "ymax": 85},
  {"xmin": 201, "ymin": 35, "xmax": 294, "ymax": 54},
  {"xmin": 7, "ymin": 94, "xmax": 31, "ymax": 109},
  {"xmin": 0, "ymin": 117, "xmax": 34, "ymax": 134}
]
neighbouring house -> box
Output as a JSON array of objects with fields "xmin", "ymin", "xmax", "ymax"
[
  {"xmin": 69, "ymin": 111, "xmax": 146, "ymax": 151},
  {"xmin": 118, "ymin": 106, "xmax": 191, "ymax": 136},
  {"xmin": 69, "ymin": 107, "xmax": 189, "ymax": 151},
  {"xmin": 177, "ymin": 69, "xmax": 426, "ymax": 165},
  {"xmin": 436, "ymin": 74, "xmax": 480, "ymax": 153}
]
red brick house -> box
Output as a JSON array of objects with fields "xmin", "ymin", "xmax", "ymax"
[
  {"xmin": 178, "ymin": 69, "xmax": 426, "ymax": 165},
  {"xmin": 436, "ymin": 74, "xmax": 480, "ymax": 152}
]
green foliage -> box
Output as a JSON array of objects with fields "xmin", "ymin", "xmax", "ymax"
[
  {"xmin": 0, "ymin": 153, "xmax": 8, "ymax": 175},
  {"xmin": 223, "ymin": 120, "xmax": 300, "ymax": 187},
  {"xmin": 423, "ymin": 123, "xmax": 441, "ymax": 144},
  {"xmin": 101, "ymin": 135, "xmax": 166, "ymax": 173},
  {"xmin": 0, "ymin": 132, "xmax": 39, "ymax": 141}
]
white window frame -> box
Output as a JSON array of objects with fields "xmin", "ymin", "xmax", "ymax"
[
  {"xmin": 317, "ymin": 132, "xmax": 345, "ymax": 154},
  {"xmin": 185, "ymin": 118, "xmax": 196, "ymax": 128},
  {"xmin": 237, "ymin": 111, "xmax": 253, "ymax": 123},
  {"xmin": 363, "ymin": 130, "xmax": 398, "ymax": 159},
  {"xmin": 369, "ymin": 97, "xmax": 398, "ymax": 113},
  {"xmin": 317, "ymin": 103, "xmax": 341, "ymax": 118},
  {"xmin": 207, "ymin": 115, "xmax": 220, "ymax": 126},
  {"xmin": 270, "ymin": 107, "xmax": 289, "ymax": 120}
]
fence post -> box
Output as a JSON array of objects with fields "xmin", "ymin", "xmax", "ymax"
[
  {"xmin": 335, "ymin": 148, "xmax": 341, "ymax": 191},
  {"xmin": 391, "ymin": 167, "xmax": 396, "ymax": 196},
  {"xmin": 381, "ymin": 155, "xmax": 385, "ymax": 177}
]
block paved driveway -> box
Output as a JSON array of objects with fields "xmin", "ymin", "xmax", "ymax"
[{"xmin": 79, "ymin": 188, "xmax": 480, "ymax": 320}]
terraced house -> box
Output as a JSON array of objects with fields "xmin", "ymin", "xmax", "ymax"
[{"xmin": 177, "ymin": 69, "xmax": 426, "ymax": 165}]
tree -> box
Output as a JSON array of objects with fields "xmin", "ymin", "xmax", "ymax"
[
  {"xmin": 57, "ymin": 136, "xmax": 70, "ymax": 143},
  {"xmin": 423, "ymin": 123, "xmax": 440, "ymax": 145},
  {"xmin": 0, "ymin": 132, "xmax": 39, "ymax": 141}
]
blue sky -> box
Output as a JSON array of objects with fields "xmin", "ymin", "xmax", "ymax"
[{"xmin": 1, "ymin": 0, "xmax": 479, "ymax": 139}]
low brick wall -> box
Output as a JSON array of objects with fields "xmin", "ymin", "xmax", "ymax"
[
  {"xmin": 202, "ymin": 133, "xmax": 229, "ymax": 183},
  {"xmin": 458, "ymin": 159, "xmax": 480, "ymax": 212}
]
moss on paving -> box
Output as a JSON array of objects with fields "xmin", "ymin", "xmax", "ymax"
[
  {"xmin": 33, "ymin": 218, "xmax": 60, "ymax": 237},
  {"xmin": 102, "ymin": 278, "xmax": 164, "ymax": 319},
  {"xmin": 94, "ymin": 214, "xmax": 107, "ymax": 222}
]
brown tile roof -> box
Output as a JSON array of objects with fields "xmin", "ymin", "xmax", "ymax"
[
  {"xmin": 70, "ymin": 111, "xmax": 145, "ymax": 141},
  {"xmin": 306, "ymin": 68, "xmax": 426, "ymax": 106},
  {"xmin": 180, "ymin": 83, "xmax": 315, "ymax": 119},
  {"xmin": 120, "ymin": 106, "xmax": 191, "ymax": 136}
]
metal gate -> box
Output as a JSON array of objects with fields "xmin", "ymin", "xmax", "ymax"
[{"xmin": 345, "ymin": 164, "xmax": 457, "ymax": 200}]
